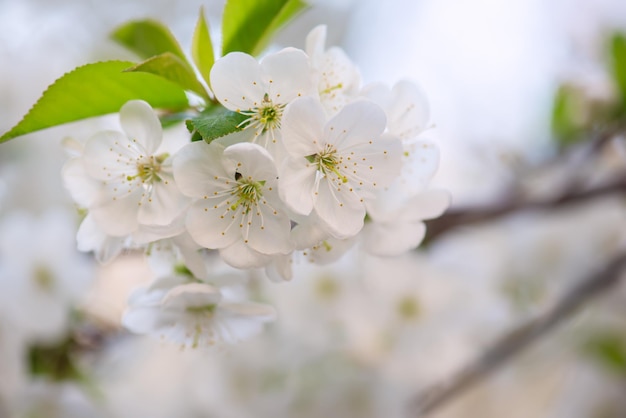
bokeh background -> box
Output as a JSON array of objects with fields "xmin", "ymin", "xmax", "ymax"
[{"xmin": 1, "ymin": 0, "xmax": 625, "ymax": 417}]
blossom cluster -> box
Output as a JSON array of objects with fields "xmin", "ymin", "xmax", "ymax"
[{"xmin": 62, "ymin": 25, "xmax": 449, "ymax": 347}]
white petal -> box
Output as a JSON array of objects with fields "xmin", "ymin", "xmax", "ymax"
[
  {"xmin": 245, "ymin": 198, "xmax": 293, "ymax": 255},
  {"xmin": 219, "ymin": 239, "xmax": 272, "ymax": 269},
  {"xmin": 265, "ymin": 254, "xmax": 293, "ymax": 282},
  {"xmin": 173, "ymin": 141, "xmax": 230, "ymax": 198},
  {"xmin": 162, "ymin": 283, "xmax": 221, "ymax": 310},
  {"xmin": 315, "ymin": 177, "xmax": 365, "ymax": 239},
  {"xmin": 137, "ymin": 172, "xmax": 189, "ymax": 226},
  {"xmin": 132, "ymin": 215, "xmax": 186, "ymax": 244},
  {"xmin": 61, "ymin": 158, "xmax": 101, "ymax": 207},
  {"xmin": 345, "ymin": 137, "xmax": 403, "ymax": 195},
  {"xmin": 76, "ymin": 214, "xmax": 125, "ymax": 263},
  {"xmin": 282, "ymin": 96, "xmax": 326, "ymax": 157},
  {"xmin": 222, "ymin": 142, "xmax": 278, "ymax": 183},
  {"xmin": 399, "ymin": 189, "xmax": 451, "ymax": 222},
  {"xmin": 122, "ymin": 306, "xmax": 163, "ymax": 334},
  {"xmin": 260, "ymin": 48, "xmax": 313, "ymax": 103},
  {"xmin": 210, "ymin": 52, "xmax": 265, "ymax": 111},
  {"xmin": 83, "ymin": 130, "xmax": 139, "ymax": 181},
  {"xmin": 305, "ymin": 25, "xmax": 327, "ymax": 64},
  {"xmin": 186, "ymin": 199, "xmax": 240, "ymax": 249},
  {"xmin": 387, "ymin": 80, "xmax": 430, "ymax": 139},
  {"xmin": 363, "ymin": 221, "xmax": 426, "ymax": 256},
  {"xmin": 291, "ymin": 215, "xmax": 331, "ymax": 250},
  {"xmin": 403, "ymin": 139, "xmax": 440, "ymax": 188},
  {"xmin": 325, "ymin": 100, "xmax": 387, "ymax": 150},
  {"xmin": 90, "ymin": 189, "xmax": 142, "ymax": 236},
  {"xmin": 119, "ymin": 100, "xmax": 163, "ymax": 155},
  {"xmin": 278, "ymin": 157, "xmax": 318, "ymax": 215}
]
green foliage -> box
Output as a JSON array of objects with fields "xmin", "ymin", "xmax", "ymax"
[
  {"xmin": 192, "ymin": 6, "xmax": 215, "ymax": 88},
  {"xmin": 186, "ymin": 106, "xmax": 248, "ymax": 143},
  {"xmin": 29, "ymin": 338, "xmax": 82, "ymax": 382},
  {"xmin": 610, "ymin": 33, "xmax": 626, "ymax": 107},
  {"xmin": 222, "ymin": 0, "xmax": 309, "ymax": 56},
  {"xmin": 584, "ymin": 333, "xmax": 626, "ymax": 376},
  {"xmin": 111, "ymin": 19, "xmax": 187, "ymax": 61},
  {"xmin": 3, "ymin": 1, "xmax": 309, "ymax": 143},
  {"xmin": 159, "ymin": 111, "xmax": 196, "ymax": 129},
  {"xmin": 551, "ymin": 85, "xmax": 586, "ymax": 147},
  {"xmin": 124, "ymin": 52, "xmax": 209, "ymax": 100},
  {"xmin": 0, "ymin": 61, "xmax": 189, "ymax": 143}
]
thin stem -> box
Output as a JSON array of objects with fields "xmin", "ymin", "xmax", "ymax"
[
  {"xmin": 424, "ymin": 173, "xmax": 626, "ymax": 243},
  {"xmin": 408, "ymin": 251, "xmax": 626, "ymax": 417}
]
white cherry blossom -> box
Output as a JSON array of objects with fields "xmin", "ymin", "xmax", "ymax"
[
  {"xmin": 72, "ymin": 100, "xmax": 190, "ymax": 237},
  {"xmin": 279, "ymin": 97, "xmax": 402, "ymax": 239},
  {"xmin": 173, "ymin": 141, "xmax": 293, "ymax": 268},
  {"xmin": 306, "ymin": 25, "xmax": 361, "ymax": 116},
  {"xmin": 209, "ymin": 48, "xmax": 314, "ymax": 153},
  {"xmin": 0, "ymin": 210, "xmax": 94, "ymax": 342},
  {"xmin": 123, "ymin": 279, "xmax": 276, "ymax": 348}
]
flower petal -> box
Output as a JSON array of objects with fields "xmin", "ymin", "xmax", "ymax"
[
  {"xmin": 363, "ymin": 221, "xmax": 426, "ymax": 256},
  {"xmin": 210, "ymin": 52, "xmax": 265, "ymax": 111},
  {"xmin": 61, "ymin": 158, "xmax": 101, "ymax": 207},
  {"xmin": 244, "ymin": 197, "xmax": 293, "ymax": 255},
  {"xmin": 76, "ymin": 214, "xmax": 125, "ymax": 263},
  {"xmin": 137, "ymin": 172, "xmax": 189, "ymax": 226},
  {"xmin": 282, "ymin": 96, "xmax": 326, "ymax": 157},
  {"xmin": 399, "ymin": 189, "xmax": 451, "ymax": 222},
  {"xmin": 260, "ymin": 47, "xmax": 313, "ymax": 103},
  {"xmin": 83, "ymin": 130, "xmax": 138, "ymax": 181},
  {"xmin": 325, "ymin": 100, "xmax": 387, "ymax": 150},
  {"xmin": 173, "ymin": 141, "xmax": 230, "ymax": 198},
  {"xmin": 90, "ymin": 189, "xmax": 142, "ymax": 236},
  {"xmin": 387, "ymin": 80, "xmax": 430, "ymax": 139},
  {"xmin": 278, "ymin": 157, "xmax": 318, "ymax": 215},
  {"xmin": 119, "ymin": 100, "xmax": 163, "ymax": 155},
  {"xmin": 186, "ymin": 199, "xmax": 240, "ymax": 249},
  {"xmin": 219, "ymin": 239, "xmax": 272, "ymax": 269},
  {"xmin": 222, "ymin": 142, "xmax": 277, "ymax": 183},
  {"xmin": 315, "ymin": 177, "xmax": 365, "ymax": 239},
  {"xmin": 305, "ymin": 25, "xmax": 327, "ymax": 64},
  {"xmin": 345, "ymin": 138, "xmax": 403, "ymax": 196},
  {"xmin": 402, "ymin": 139, "xmax": 440, "ymax": 189}
]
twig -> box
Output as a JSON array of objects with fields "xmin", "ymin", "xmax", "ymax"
[
  {"xmin": 424, "ymin": 173, "xmax": 626, "ymax": 242},
  {"xmin": 408, "ymin": 251, "xmax": 626, "ymax": 417}
]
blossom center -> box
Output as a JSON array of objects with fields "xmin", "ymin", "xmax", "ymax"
[
  {"xmin": 128, "ymin": 153, "xmax": 168, "ymax": 184},
  {"xmin": 33, "ymin": 265, "xmax": 55, "ymax": 292},
  {"xmin": 240, "ymin": 93, "xmax": 285, "ymax": 140},
  {"xmin": 230, "ymin": 176, "xmax": 266, "ymax": 214},
  {"xmin": 307, "ymin": 144, "xmax": 347, "ymax": 183},
  {"xmin": 186, "ymin": 304, "xmax": 217, "ymax": 315}
]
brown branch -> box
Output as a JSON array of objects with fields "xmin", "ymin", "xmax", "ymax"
[
  {"xmin": 408, "ymin": 251, "xmax": 626, "ymax": 417},
  {"xmin": 424, "ymin": 173, "xmax": 626, "ymax": 242}
]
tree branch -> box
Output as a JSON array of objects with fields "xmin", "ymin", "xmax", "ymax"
[
  {"xmin": 408, "ymin": 251, "xmax": 626, "ymax": 417},
  {"xmin": 424, "ymin": 172, "xmax": 626, "ymax": 242}
]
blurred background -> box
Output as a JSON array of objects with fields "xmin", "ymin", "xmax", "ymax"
[{"xmin": 0, "ymin": 0, "xmax": 625, "ymax": 417}]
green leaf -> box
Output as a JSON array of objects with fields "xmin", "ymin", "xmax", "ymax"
[
  {"xmin": 1, "ymin": 61, "xmax": 189, "ymax": 143},
  {"xmin": 551, "ymin": 85, "xmax": 589, "ymax": 147},
  {"xmin": 584, "ymin": 333, "xmax": 626, "ymax": 375},
  {"xmin": 186, "ymin": 106, "xmax": 248, "ymax": 143},
  {"xmin": 111, "ymin": 19, "xmax": 188, "ymax": 62},
  {"xmin": 124, "ymin": 52, "xmax": 208, "ymax": 100},
  {"xmin": 192, "ymin": 6, "xmax": 215, "ymax": 88},
  {"xmin": 610, "ymin": 33, "xmax": 626, "ymax": 104},
  {"xmin": 159, "ymin": 111, "xmax": 196, "ymax": 129},
  {"xmin": 222, "ymin": 0, "xmax": 309, "ymax": 56}
]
